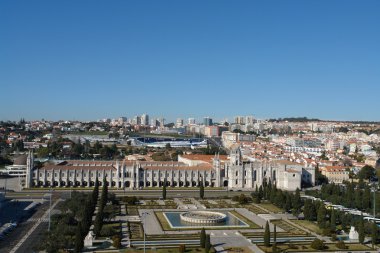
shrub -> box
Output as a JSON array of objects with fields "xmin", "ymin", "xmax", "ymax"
[
  {"xmin": 335, "ymin": 240, "xmax": 347, "ymax": 249},
  {"xmin": 100, "ymin": 225, "xmax": 116, "ymax": 237},
  {"xmin": 112, "ymin": 235, "xmax": 121, "ymax": 249},
  {"xmin": 311, "ymin": 238, "xmax": 326, "ymax": 250},
  {"xmin": 179, "ymin": 244, "xmax": 186, "ymax": 253}
]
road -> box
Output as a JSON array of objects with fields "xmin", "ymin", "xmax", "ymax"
[{"xmin": 9, "ymin": 198, "xmax": 61, "ymax": 253}]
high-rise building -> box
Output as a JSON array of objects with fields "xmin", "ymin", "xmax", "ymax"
[
  {"xmin": 141, "ymin": 113, "xmax": 149, "ymax": 126},
  {"xmin": 133, "ymin": 116, "xmax": 141, "ymax": 125},
  {"xmin": 188, "ymin": 118, "xmax": 196, "ymax": 125},
  {"xmin": 203, "ymin": 117, "xmax": 213, "ymax": 126},
  {"xmin": 245, "ymin": 116, "xmax": 255, "ymax": 125},
  {"xmin": 234, "ymin": 116, "xmax": 245, "ymax": 124},
  {"xmin": 176, "ymin": 118, "xmax": 184, "ymax": 128},
  {"xmin": 159, "ymin": 118, "xmax": 165, "ymax": 127}
]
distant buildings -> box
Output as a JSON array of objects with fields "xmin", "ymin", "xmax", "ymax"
[{"xmin": 203, "ymin": 117, "xmax": 213, "ymax": 126}]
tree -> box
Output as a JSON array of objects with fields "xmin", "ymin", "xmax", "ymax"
[
  {"xmin": 358, "ymin": 215, "xmax": 365, "ymax": 244},
  {"xmin": 200, "ymin": 228, "xmax": 206, "ymax": 248},
  {"xmin": 372, "ymin": 222, "xmax": 378, "ymax": 248},
  {"xmin": 310, "ymin": 238, "xmax": 325, "ymax": 250},
  {"xmin": 112, "ymin": 235, "xmax": 121, "ymax": 249},
  {"xmin": 317, "ymin": 203, "xmax": 326, "ymax": 228},
  {"xmin": 292, "ymin": 188, "xmax": 302, "ymax": 215},
  {"xmin": 205, "ymin": 234, "xmax": 211, "ymax": 253},
  {"xmin": 199, "ymin": 180, "xmax": 204, "ymax": 199},
  {"xmin": 363, "ymin": 186, "xmax": 371, "ymax": 210},
  {"xmin": 179, "ymin": 244, "xmax": 186, "ymax": 253},
  {"xmin": 335, "ymin": 240, "xmax": 347, "ymax": 249},
  {"xmin": 330, "ymin": 208, "xmax": 336, "ymax": 231},
  {"xmin": 74, "ymin": 224, "xmax": 83, "ymax": 253},
  {"xmin": 162, "ymin": 179, "xmax": 167, "ymax": 200},
  {"xmin": 358, "ymin": 165, "xmax": 376, "ymax": 180},
  {"xmin": 264, "ymin": 221, "xmax": 270, "ymax": 247}
]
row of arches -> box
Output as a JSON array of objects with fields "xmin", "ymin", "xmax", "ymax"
[{"xmin": 34, "ymin": 180, "xmax": 218, "ymax": 188}]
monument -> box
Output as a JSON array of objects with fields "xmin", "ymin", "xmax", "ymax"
[
  {"xmin": 84, "ymin": 230, "xmax": 95, "ymax": 247},
  {"xmin": 348, "ymin": 226, "xmax": 359, "ymax": 241}
]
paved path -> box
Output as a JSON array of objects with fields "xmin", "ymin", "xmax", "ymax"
[
  {"xmin": 120, "ymin": 204, "xmax": 130, "ymax": 247},
  {"xmin": 236, "ymin": 208, "xmax": 285, "ymax": 232},
  {"xmin": 9, "ymin": 198, "xmax": 61, "ymax": 253},
  {"xmin": 191, "ymin": 198, "xmax": 206, "ymax": 209},
  {"xmin": 211, "ymin": 230, "xmax": 261, "ymax": 252}
]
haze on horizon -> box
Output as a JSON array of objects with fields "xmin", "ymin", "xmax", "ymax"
[{"xmin": 1, "ymin": 1, "xmax": 379, "ymax": 122}]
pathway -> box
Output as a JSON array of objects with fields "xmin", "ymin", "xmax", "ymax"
[{"xmin": 120, "ymin": 204, "xmax": 130, "ymax": 247}]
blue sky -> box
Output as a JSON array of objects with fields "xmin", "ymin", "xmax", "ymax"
[{"xmin": 1, "ymin": 1, "xmax": 379, "ymax": 122}]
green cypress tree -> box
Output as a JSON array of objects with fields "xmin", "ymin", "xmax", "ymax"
[
  {"xmin": 205, "ymin": 234, "xmax": 211, "ymax": 253},
  {"xmin": 74, "ymin": 223, "xmax": 84, "ymax": 253},
  {"xmin": 163, "ymin": 179, "xmax": 167, "ymax": 200},
  {"xmin": 274, "ymin": 224, "xmax": 277, "ymax": 244},
  {"xmin": 317, "ymin": 203, "xmax": 326, "ymax": 228},
  {"xmin": 200, "ymin": 228, "xmax": 206, "ymax": 248},
  {"xmin": 372, "ymin": 221, "xmax": 378, "ymax": 248},
  {"xmin": 200, "ymin": 180, "xmax": 204, "ymax": 199},
  {"xmin": 264, "ymin": 221, "xmax": 270, "ymax": 247},
  {"xmin": 330, "ymin": 208, "xmax": 336, "ymax": 231},
  {"xmin": 358, "ymin": 215, "xmax": 365, "ymax": 244}
]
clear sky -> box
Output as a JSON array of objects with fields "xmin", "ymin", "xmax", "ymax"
[{"xmin": 1, "ymin": 1, "xmax": 379, "ymax": 122}]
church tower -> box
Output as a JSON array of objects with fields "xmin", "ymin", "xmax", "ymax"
[
  {"xmin": 229, "ymin": 145, "xmax": 244, "ymax": 188},
  {"xmin": 26, "ymin": 149, "xmax": 34, "ymax": 188}
]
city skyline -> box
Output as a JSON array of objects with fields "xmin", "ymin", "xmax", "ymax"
[{"xmin": 1, "ymin": 1, "xmax": 379, "ymax": 121}]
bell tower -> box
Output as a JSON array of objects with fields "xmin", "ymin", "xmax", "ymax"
[{"xmin": 26, "ymin": 149, "xmax": 34, "ymax": 188}]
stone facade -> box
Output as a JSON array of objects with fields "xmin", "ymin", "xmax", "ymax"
[{"xmin": 26, "ymin": 146, "xmax": 315, "ymax": 191}]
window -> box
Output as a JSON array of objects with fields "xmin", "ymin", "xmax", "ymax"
[{"xmin": 54, "ymin": 173, "xmax": 57, "ymax": 177}]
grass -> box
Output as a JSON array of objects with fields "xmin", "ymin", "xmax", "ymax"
[
  {"xmin": 247, "ymin": 204, "xmax": 269, "ymax": 214},
  {"xmin": 291, "ymin": 220, "xmax": 323, "ymax": 235},
  {"xmin": 271, "ymin": 220, "xmax": 307, "ymax": 235},
  {"xmin": 259, "ymin": 242, "xmax": 372, "ymax": 252},
  {"xmin": 257, "ymin": 203, "xmax": 283, "ymax": 213}
]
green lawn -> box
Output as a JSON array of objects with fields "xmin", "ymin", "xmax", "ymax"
[
  {"xmin": 271, "ymin": 220, "xmax": 308, "ymax": 235},
  {"xmin": 257, "ymin": 203, "xmax": 283, "ymax": 213},
  {"xmin": 259, "ymin": 242, "xmax": 372, "ymax": 252},
  {"xmin": 291, "ymin": 220, "xmax": 323, "ymax": 235}
]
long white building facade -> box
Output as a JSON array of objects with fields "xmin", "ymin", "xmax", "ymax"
[{"xmin": 25, "ymin": 147, "xmax": 315, "ymax": 191}]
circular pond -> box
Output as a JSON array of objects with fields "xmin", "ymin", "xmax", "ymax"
[{"xmin": 180, "ymin": 211, "xmax": 227, "ymax": 224}]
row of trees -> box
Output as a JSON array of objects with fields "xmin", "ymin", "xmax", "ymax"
[
  {"xmin": 40, "ymin": 190, "xmax": 97, "ymax": 253},
  {"xmin": 262, "ymin": 221, "xmax": 279, "ymax": 252},
  {"xmin": 306, "ymin": 182, "xmax": 373, "ymax": 212},
  {"xmin": 74, "ymin": 178, "xmax": 99, "ymax": 252},
  {"xmin": 94, "ymin": 178, "xmax": 108, "ymax": 236},
  {"xmin": 251, "ymin": 180, "xmax": 302, "ymax": 215}
]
